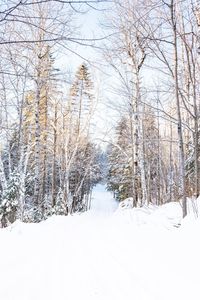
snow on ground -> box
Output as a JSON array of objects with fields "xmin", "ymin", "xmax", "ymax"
[{"xmin": 0, "ymin": 185, "xmax": 200, "ymax": 300}]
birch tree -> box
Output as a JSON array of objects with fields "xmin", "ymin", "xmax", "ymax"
[{"xmin": 104, "ymin": 0, "xmax": 153, "ymax": 206}]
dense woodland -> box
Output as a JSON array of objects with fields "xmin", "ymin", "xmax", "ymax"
[{"xmin": 0, "ymin": 0, "xmax": 200, "ymax": 226}]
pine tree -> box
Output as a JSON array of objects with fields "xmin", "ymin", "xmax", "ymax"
[
  {"xmin": 60, "ymin": 63, "xmax": 95, "ymax": 213},
  {"xmin": 70, "ymin": 63, "xmax": 94, "ymax": 136},
  {"xmin": 0, "ymin": 171, "xmax": 20, "ymax": 227},
  {"xmin": 107, "ymin": 116, "xmax": 132, "ymax": 201}
]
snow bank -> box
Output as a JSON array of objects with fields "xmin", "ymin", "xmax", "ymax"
[
  {"xmin": 117, "ymin": 196, "xmax": 200, "ymax": 229},
  {"xmin": 118, "ymin": 197, "xmax": 134, "ymax": 209},
  {"xmin": 116, "ymin": 199, "xmax": 182, "ymax": 229}
]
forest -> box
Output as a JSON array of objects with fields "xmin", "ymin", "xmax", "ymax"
[{"xmin": 0, "ymin": 0, "xmax": 200, "ymax": 227}]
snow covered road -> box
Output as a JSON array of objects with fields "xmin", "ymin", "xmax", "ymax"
[{"xmin": 0, "ymin": 185, "xmax": 200, "ymax": 300}]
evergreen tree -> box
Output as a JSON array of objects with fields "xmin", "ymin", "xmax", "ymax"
[
  {"xmin": 107, "ymin": 116, "xmax": 132, "ymax": 201},
  {"xmin": 70, "ymin": 63, "xmax": 94, "ymax": 136},
  {"xmin": 0, "ymin": 171, "xmax": 20, "ymax": 227}
]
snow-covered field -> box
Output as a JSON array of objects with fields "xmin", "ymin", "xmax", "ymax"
[{"xmin": 0, "ymin": 184, "xmax": 200, "ymax": 300}]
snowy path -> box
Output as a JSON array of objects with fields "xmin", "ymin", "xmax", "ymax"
[
  {"xmin": 88, "ymin": 184, "xmax": 118, "ymax": 216},
  {"xmin": 0, "ymin": 185, "xmax": 200, "ymax": 300}
]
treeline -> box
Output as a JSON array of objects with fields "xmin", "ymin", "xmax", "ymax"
[
  {"xmin": 105, "ymin": 0, "xmax": 200, "ymax": 217},
  {"xmin": 0, "ymin": 60, "xmax": 103, "ymax": 226},
  {"xmin": 0, "ymin": 1, "xmax": 103, "ymax": 227},
  {"xmin": 107, "ymin": 108, "xmax": 162, "ymax": 205}
]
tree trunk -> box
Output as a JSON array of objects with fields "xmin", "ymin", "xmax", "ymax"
[
  {"xmin": 34, "ymin": 74, "xmax": 42, "ymax": 208},
  {"xmin": 171, "ymin": 0, "xmax": 187, "ymax": 217},
  {"xmin": 52, "ymin": 104, "xmax": 58, "ymax": 207}
]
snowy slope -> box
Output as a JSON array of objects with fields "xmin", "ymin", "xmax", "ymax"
[{"xmin": 0, "ymin": 185, "xmax": 200, "ymax": 300}]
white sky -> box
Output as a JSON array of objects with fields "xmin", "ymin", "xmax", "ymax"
[
  {"xmin": 55, "ymin": 4, "xmax": 117, "ymax": 148},
  {"xmin": 55, "ymin": 3, "xmax": 167, "ymax": 149}
]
